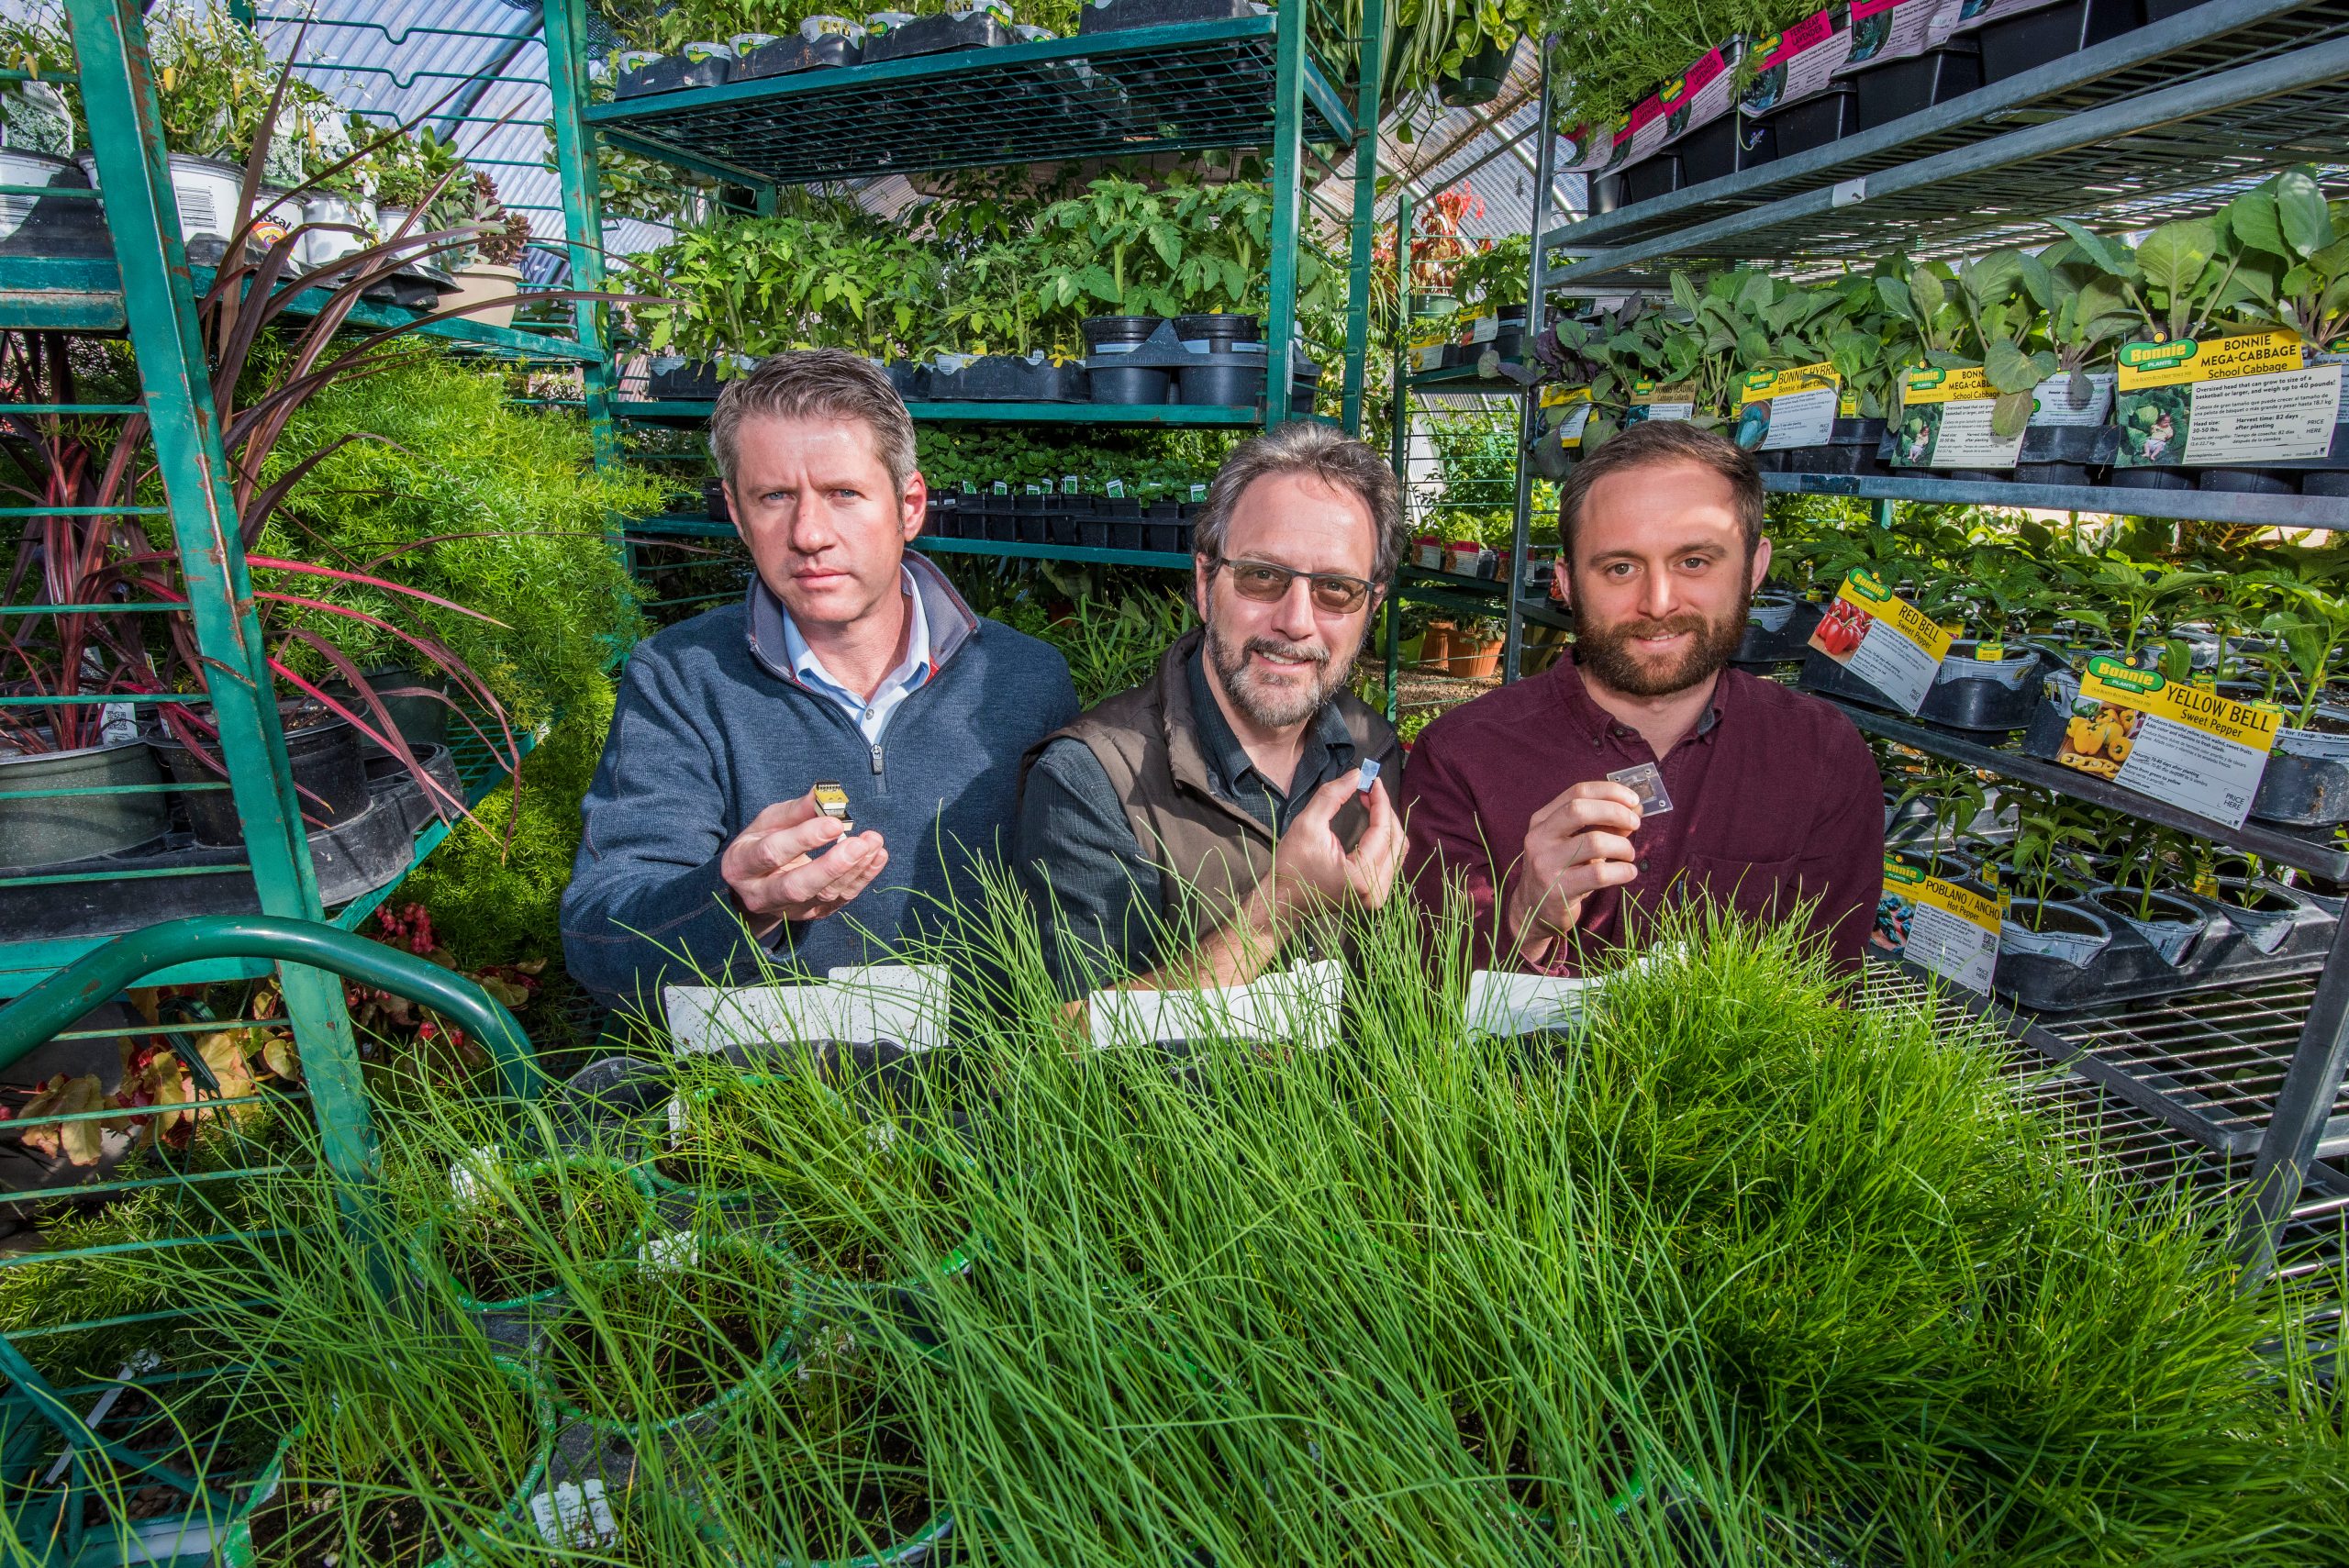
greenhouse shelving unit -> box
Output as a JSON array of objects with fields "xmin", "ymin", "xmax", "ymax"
[
  {"xmin": 1528, "ymin": 0, "xmax": 2349, "ymax": 1275},
  {"xmin": 549, "ymin": 0, "xmax": 1391, "ymax": 588},
  {"xmin": 1380, "ymin": 44, "xmax": 1564, "ymax": 718}
]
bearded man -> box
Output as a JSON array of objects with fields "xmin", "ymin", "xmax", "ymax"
[
  {"xmin": 1401, "ymin": 419, "xmax": 1881, "ymax": 972},
  {"xmin": 1016, "ymin": 423, "xmax": 1407, "ymax": 997}
]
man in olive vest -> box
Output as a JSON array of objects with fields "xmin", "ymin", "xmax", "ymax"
[{"xmin": 1016, "ymin": 421, "xmax": 1407, "ymax": 998}]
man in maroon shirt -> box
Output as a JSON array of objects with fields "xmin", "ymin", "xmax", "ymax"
[{"xmin": 1400, "ymin": 419, "xmax": 1881, "ymax": 972}]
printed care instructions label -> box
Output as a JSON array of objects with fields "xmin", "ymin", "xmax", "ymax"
[
  {"xmin": 1627, "ymin": 380, "xmax": 1696, "ymax": 423},
  {"xmin": 2116, "ymin": 329, "xmax": 2343, "ymax": 467},
  {"xmin": 1894, "ymin": 366, "xmax": 2025, "ymax": 468},
  {"xmin": 2055, "ymin": 655, "xmax": 2281, "ymax": 828},
  {"xmin": 1946, "ymin": 0, "xmax": 2070, "ymax": 38},
  {"xmin": 1737, "ymin": 362, "xmax": 1840, "ymax": 450},
  {"xmin": 1656, "ymin": 44, "xmax": 1738, "ymax": 147},
  {"xmin": 1542, "ymin": 384, "xmax": 1594, "ymax": 446},
  {"xmin": 1883, "ymin": 859, "xmax": 2001, "ymax": 994},
  {"xmin": 1807, "ymin": 569, "xmax": 1954, "ymax": 715},
  {"xmin": 1841, "ymin": 0, "xmax": 1941, "ymax": 71},
  {"xmin": 1741, "ymin": 6, "xmax": 1852, "ymax": 115}
]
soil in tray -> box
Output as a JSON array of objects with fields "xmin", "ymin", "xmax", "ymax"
[
  {"xmin": 439, "ymin": 1166, "xmax": 641, "ymax": 1304},
  {"xmin": 242, "ymin": 1447, "xmax": 512, "ymax": 1567},
  {"xmin": 548, "ymin": 1257, "xmax": 796, "ymax": 1424}
]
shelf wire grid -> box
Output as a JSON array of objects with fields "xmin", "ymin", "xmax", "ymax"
[
  {"xmin": 592, "ymin": 25, "xmax": 1347, "ymax": 184},
  {"xmin": 1547, "ymin": 0, "xmax": 2349, "ymax": 270},
  {"xmin": 1860, "ymin": 962, "xmax": 2347, "ymax": 1296}
]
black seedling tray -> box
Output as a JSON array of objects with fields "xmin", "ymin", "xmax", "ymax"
[
  {"xmin": 1993, "ymin": 884, "xmax": 2336, "ymax": 1015},
  {"xmin": 863, "ymin": 11, "xmax": 1009, "ymax": 61}
]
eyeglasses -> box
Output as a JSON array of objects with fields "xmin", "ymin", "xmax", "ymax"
[{"xmin": 1209, "ymin": 556, "xmax": 1378, "ymax": 615}]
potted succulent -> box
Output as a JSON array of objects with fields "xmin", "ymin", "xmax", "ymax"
[{"xmin": 448, "ymin": 172, "xmax": 532, "ymax": 328}]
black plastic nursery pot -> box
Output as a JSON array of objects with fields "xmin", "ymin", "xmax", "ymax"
[
  {"xmin": 1174, "ymin": 312, "xmax": 1260, "ymax": 348},
  {"xmin": 863, "ymin": 10, "xmax": 1009, "ymax": 61},
  {"xmin": 1916, "ymin": 642, "xmax": 2053, "ymax": 732},
  {"xmin": 705, "ymin": 475, "xmax": 731, "ymax": 522},
  {"xmin": 326, "ymin": 663, "xmax": 452, "ymax": 754},
  {"xmin": 1796, "ymin": 646, "xmax": 1911, "ymax": 714},
  {"xmin": 1756, "ymin": 84, "xmax": 1859, "ymax": 158},
  {"xmin": 1440, "ymin": 35, "xmax": 1514, "ymax": 106},
  {"xmin": 1992, "ymin": 897, "xmax": 2118, "ymax": 1011},
  {"xmin": 648, "ymin": 360, "xmax": 728, "ymax": 401},
  {"xmin": 1178, "ymin": 343, "xmax": 1266, "ymax": 406},
  {"xmin": 1976, "ymin": 0, "xmax": 2146, "ymax": 84},
  {"xmin": 1673, "ymin": 112, "xmax": 1776, "ymax": 184},
  {"xmin": 149, "ymin": 704, "xmax": 369, "ymax": 847},
  {"xmin": 1076, "ymin": 0, "xmax": 1255, "ymax": 33},
  {"xmin": 1780, "ymin": 417, "xmax": 1887, "ymax": 475},
  {"xmin": 2197, "ymin": 467, "xmax": 2299, "ymax": 495},
  {"xmin": 2088, "ymin": 885, "xmax": 2209, "ymax": 966},
  {"xmin": 2247, "ymin": 410, "xmax": 2349, "ymax": 494},
  {"xmin": 2015, "ymin": 421, "xmax": 2117, "ymax": 486},
  {"xmin": 0, "ymin": 737, "xmax": 170, "ymax": 867},
  {"xmin": 944, "ymin": 355, "xmax": 1086, "ymax": 402},
  {"xmin": 221, "ymin": 1434, "xmax": 553, "ymax": 1568},
  {"xmin": 615, "ymin": 45, "xmax": 734, "ymax": 98},
  {"xmin": 1850, "ymin": 42, "xmax": 1984, "ymax": 131},
  {"xmin": 2251, "ymin": 707, "xmax": 2349, "ymax": 828},
  {"xmin": 2108, "ymin": 463, "xmax": 2197, "ymax": 491},
  {"xmin": 737, "ymin": 28, "xmax": 863, "ymax": 75},
  {"xmin": 886, "ymin": 360, "xmax": 926, "ymax": 399},
  {"xmin": 0, "ymin": 150, "xmax": 110, "ymax": 259}
]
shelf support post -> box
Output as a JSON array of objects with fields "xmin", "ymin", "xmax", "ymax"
[
  {"xmin": 1341, "ymin": 0, "xmax": 1386, "ymax": 435},
  {"xmin": 543, "ymin": 0, "xmax": 619, "ymax": 475},
  {"xmin": 2235, "ymin": 917, "xmax": 2349, "ymax": 1281},
  {"xmin": 64, "ymin": 0, "xmax": 376, "ymax": 1191},
  {"xmin": 1504, "ymin": 36, "xmax": 1558, "ymax": 686},
  {"xmin": 1264, "ymin": 0, "xmax": 1308, "ymax": 428},
  {"xmin": 1384, "ymin": 188, "xmax": 1412, "ymax": 724}
]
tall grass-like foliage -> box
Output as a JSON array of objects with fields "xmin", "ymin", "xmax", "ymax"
[{"xmin": 95, "ymin": 894, "xmax": 2349, "ymax": 1566}]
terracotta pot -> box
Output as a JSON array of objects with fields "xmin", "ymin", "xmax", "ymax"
[
  {"xmin": 1420, "ymin": 619, "xmax": 1455, "ymax": 672},
  {"xmin": 1451, "ymin": 636, "xmax": 1503, "ymax": 680}
]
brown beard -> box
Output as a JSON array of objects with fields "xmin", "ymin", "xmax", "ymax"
[
  {"xmin": 1573, "ymin": 603, "xmax": 1745, "ymax": 697},
  {"xmin": 1206, "ymin": 620, "xmax": 1352, "ymax": 729}
]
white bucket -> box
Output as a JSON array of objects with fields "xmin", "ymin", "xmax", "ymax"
[
  {"xmin": 166, "ymin": 152, "xmax": 245, "ymax": 245},
  {"xmin": 299, "ymin": 194, "xmax": 377, "ymax": 270},
  {"xmin": 0, "ymin": 148, "xmax": 71, "ymax": 241}
]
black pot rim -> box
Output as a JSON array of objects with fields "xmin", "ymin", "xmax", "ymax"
[
  {"xmin": 0, "ymin": 735, "xmax": 154, "ymax": 768},
  {"xmin": 2090, "ymin": 886, "xmax": 2202, "ymax": 924}
]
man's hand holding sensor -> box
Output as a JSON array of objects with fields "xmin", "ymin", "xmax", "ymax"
[
  {"xmin": 1505, "ymin": 779, "xmax": 1646, "ymax": 964},
  {"xmin": 720, "ymin": 784, "xmax": 889, "ymax": 937}
]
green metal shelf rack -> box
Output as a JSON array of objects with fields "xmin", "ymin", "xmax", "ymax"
[
  {"xmin": 550, "ymin": 0, "xmax": 1391, "ymax": 591},
  {"xmin": 1761, "ymin": 471, "xmax": 2347, "ymax": 532}
]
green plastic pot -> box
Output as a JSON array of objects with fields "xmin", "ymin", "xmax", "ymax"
[
  {"xmin": 216, "ymin": 1427, "xmax": 552, "ymax": 1568},
  {"xmin": 416, "ymin": 1153, "xmax": 651, "ymax": 1319}
]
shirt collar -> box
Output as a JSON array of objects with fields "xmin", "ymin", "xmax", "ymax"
[
  {"xmin": 1551, "ymin": 655, "xmax": 1729, "ymax": 751},
  {"xmin": 779, "ymin": 565, "xmax": 931, "ymax": 700},
  {"xmin": 1185, "ymin": 641, "xmax": 1356, "ymax": 798}
]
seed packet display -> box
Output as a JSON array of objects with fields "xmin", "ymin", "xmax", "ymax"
[
  {"xmin": 1839, "ymin": 0, "xmax": 1944, "ymax": 72},
  {"xmin": 1877, "ymin": 857, "xmax": 2002, "ymax": 993},
  {"xmin": 1607, "ymin": 762, "xmax": 1673, "ymax": 817},
  {"xmin": 1892, "ymin": 366, "xmax": 2027, "ymax": 468},
  {"xmin": 2055, "ymin": 656, "xmax": 2282, "ymax": 828},
  {"xmin": 1735, "ymin": 362, "xmax": 1841, "ymax": 450},
  {"xmin": 1806, "ymin": 569, "xmax": 1954, "ymax": 715},
  {"xmin": 1740, "ymin": 6, "xmax": 1854, "ymax": 116},
  {"xmin": 2114, "ymin": 330, "xmax": 2343, "ymax": 468}
]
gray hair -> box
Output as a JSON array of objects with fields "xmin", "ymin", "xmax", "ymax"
[
  {"xmin": 708, "ymin": 350, "xmax": 918, "ymax": 492},
  {"xmin": 1195, "ymin": 421, "xmax": 1404, "ymax": 584}
]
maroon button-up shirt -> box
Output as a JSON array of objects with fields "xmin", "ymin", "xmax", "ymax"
[{"xmin": 1400, "ymin": 658, "xmax": 1882, "ymax": 973}]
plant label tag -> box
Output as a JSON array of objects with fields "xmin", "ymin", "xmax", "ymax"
[
  {"xmin": 1087, "ymin": 960, "xmax": 1343, "ymax": 1053},
  {"xmin": 448, "ymin": 1146, "xmax": 503, "ymax": 1207},
  {"xmin": 663, "ymin": 964, "xmax": 953, "ymax": 1055},
  {"xmin": 2056, "ymin": 656, "xmax": 2280, "ymax": 829},
  {"xmin": 1740, "ymin": 7, "xmax": 1854, "ymax": 115},
  {"xmin": 1894, "ymin": 366, "xmax": 2025, "ymax": 469},
  {"xmin": 1062, "ymin": 474, "xmax": 1079, "ymax": 494},
  {"xmin": 638, "ymin": 1230, "xmax": 697, "ymax": 1272},
  {"xmin": 1878, "ymin": 858, "xmax": 2000, "ymax": 993},
  {"xmin": 531, "ymin": 1481, "xmax": 618, "ymax": 1550},
  {"xmin": 1189, "ymin": 484, "xmax": 1208, "ymax": 502},
  {"xmin": 1807, "ymin": 570, "xmax": 1952, "ymax": 715},
  {"xmin": 1736, "ymin": 362, "xmax": 1840, "ymax": 450},
  {"xmin": 1839, "ymin": 0, "xmax": 1938, "ymax": 72},
  {"xmin": 2115, "ymin": 331, "xmax": 2341, "ymax": 466},
  {"xmin": 1464, "ymin": 970, "xmax": 1601, "ymax": 1037},
  {"xmin": 1107, "ymin": 478, "xmax": 1126, "ymax": 497},
  {"xmin": 1607, "ymin": 763, "xmax": 1672, "ymax": 817}
]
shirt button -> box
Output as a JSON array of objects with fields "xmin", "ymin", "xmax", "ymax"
[{"xmin": 1636, "ymin": 859, "xmax": 1649, "ymax": 872}]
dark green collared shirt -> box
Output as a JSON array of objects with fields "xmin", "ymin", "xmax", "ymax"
[{"xmin": 1016, "ymin": 644, "xmax": 1364, "ymax": 997}]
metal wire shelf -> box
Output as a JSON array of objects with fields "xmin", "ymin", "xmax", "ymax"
[
  {"xmin": 1544, "ymin": 0, "xmax": 2349, "ymax": 282},
  {"xmin": 584, "ymin": 16, "xmax": 1352, "ymax": 186},
  {"xmin": 616, "ymin": 398, "xmax": 1264, "ymax": 428},
  {"xmin": 1762, "ymin": 471, "xmax": 2347, "ymax": 531}
]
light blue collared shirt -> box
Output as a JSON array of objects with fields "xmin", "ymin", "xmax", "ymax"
[{"xmin": 779, "ymin": 566, "xmax": 932, "ymax": 745}]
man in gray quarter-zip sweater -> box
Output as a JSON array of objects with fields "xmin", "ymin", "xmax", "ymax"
[{"xmin": 562, "ymin": 352, "xmax": 1077, "ymax": 1017}]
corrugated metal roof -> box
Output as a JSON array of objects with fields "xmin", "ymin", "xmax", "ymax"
[{"xmin": 99, "ymin": 5, "xmax": 1581, "ymax": 269}]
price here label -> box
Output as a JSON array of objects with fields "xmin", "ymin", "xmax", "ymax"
[
  {"xmin": 1881, "ymin": 857, "xmax": 2002, "ymax": 993},
  {"xmin": 1807, "ymin": 570, "xmax": 1954, "ymax": 714},
  {"xmin": 2054, "ymin": 656, "xmax": 2282, "ymax": 828}
]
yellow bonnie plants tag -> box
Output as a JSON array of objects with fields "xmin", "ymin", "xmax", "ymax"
[
  {"xmin": 2058, "ymin": 655, "xmax": 2281, "ymax": 828},
  {"xmin": 1809, "ymin": 570, "xmax": 1954, "ymax": 716},
  {"xmin": 1880, "ymin": 857, "xmax": 2003, "ymax": 993},
  {"xmin": 1733, "ymin": 361, "xmax": 1841, "ymax": 451},
  {"xmin": 2114, "ymin": 328, "xmax": 2341, "ymax": 467}
]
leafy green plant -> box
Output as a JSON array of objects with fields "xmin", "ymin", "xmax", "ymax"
[
  {"xmin": 2021, "ymin": 241, "xmax": 2138, "ymax": 412},
  {"xmin": 1450, "ymin": 233, "xmax": 1531, "ymax": 314},
  {"xmin": 2049, "ymin": 214, "xmax": 2261, "ymax": 344},
  {"xmin": 2224, "ymin": 164, "xmax": 2349, "ymax": 350}
]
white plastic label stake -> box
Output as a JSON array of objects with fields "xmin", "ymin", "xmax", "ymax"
[
  {"xmin": 1087, "ymin": 960, "xmax": 1343, "ymax": 1052},
  {"xmin": 531, "ymin": 1481, "xmax": 618, "ymax": 1549},
  {"xmin": 1464, "ymin": 971, "xmax": 1601, "ymax": 1038},
  {"xmin": 1831, "ymin": 176, "xmax": 1866, "ymax": 206},
  {"xmin": 448, "ymin": 1146, "xmax": 503, "ymax": 1207},
  {"xmin": 663, "ymin": 963, "xmax": 951, "ymax": 1055}
]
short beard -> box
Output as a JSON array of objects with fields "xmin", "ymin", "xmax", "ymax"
[
  {"xmin": 1574, "ymin": 601, "xmax": 1745, "ymax": 697},
  {"xmin": 1206, "ymin": 620, "xmax": 1350, "ymax": 729}
]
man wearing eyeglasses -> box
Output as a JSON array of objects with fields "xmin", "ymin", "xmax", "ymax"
[{"xmin": 1015, "ymin": 422, "xmax": 1408, "ymax": 997}]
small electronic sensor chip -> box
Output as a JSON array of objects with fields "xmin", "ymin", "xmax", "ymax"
[
  {"xmin": 1607, "ymin": 762, "xmax": 1673, "ymax": 817},
  {"xmin": 811, "ymin": 780, "xmax": 853, "ymax": 834}
]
